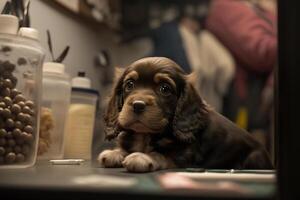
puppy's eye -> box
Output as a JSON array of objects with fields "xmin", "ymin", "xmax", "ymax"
[
  {"xmin": 159, "ymin": 83, "xmax": 172, "ymax": 96},
  {"xmin": 125, "ymin": 80, "xmax": 135, "ymax": 92}
]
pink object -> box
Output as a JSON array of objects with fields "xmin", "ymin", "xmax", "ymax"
[{"xmin": 206, "ymin": 0, "xmax": 277, "ymax": 99}]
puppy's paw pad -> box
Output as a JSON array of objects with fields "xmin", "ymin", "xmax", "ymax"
[
  {"xmin": 97, "ymin": 149, "xmax": 125, "ymax": 168},
  {"xmin": 122, "ymin": 152, "xmax": 157, "ymax": 173}
]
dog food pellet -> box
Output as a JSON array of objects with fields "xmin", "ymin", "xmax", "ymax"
[
  {"xmin": 5, "ymin": 118, "xmax": 14, "ymax": 128},
  {"xmin": 17, "ymin": 57, "xmax": 27, "ymax": 66},
  {"xmin": 5, "ymin": 147, "xmax": 12, "ymax": 153},
  {"xmin": 1, "ymin": 46, "xmax": 12, "ymax": 53},
  {"xmin": 5, "ymin": 152, "xmax": 16, "ymax": 163},
  {"xmin": 16, "ymin": 153, "xmax": 25, "ymax": 162},
  {"xmin": 3, "ymin": 96, "xmax": 12, "ymax": 107},
  {"xmin": 17, "ymin": 113, "xmax": 26, "ymax": 122},
  {"xmin": 5, "ymin": 131, "xmax": 13, "ymax": 139},
  {"xmin": 22, "ymin": 106, "xmax": 31, "ymax": 114},
  {"xmin": 14, "ymin": 121, "xmax": 23, "ymax": 129},
  {"xmin": 1, "ymin": 87, "xmax": 10, "ymax": 97},
  {"xmin": 24, "ymin": 125, "xmax": 33, "ymax": 134},
  {"xmin": 0, "ymin": 147, "xmax": 5, "ymax": 155},
  {"xmin": 7, "ymin": 139, "xmax": 16, "ymax": 147},
  {"xmin": 0, "ymin": 102, "xmax": 5, "ymax": 108},
  {"xmin": 3, "ymin": 79, "xmax": 12, "ymax": 88},
  {"xmin": 2, "ymin": 108, "xmax": 11, "ymax": 118},
  {"xmin": 11, "ymin": 104, "xmax": 21, "ymax": 113},
  {"xmin": 25, "ymin": 100, "xmax": 34, "ymax": 108},
  {"xmin": 14, "ymin": 146, "xmax": 21, "ymax": 154},
  {"xmin": 16, "ymin": 138, "xmax": 24, "ymax": 145},
  {"xmin": 12, "ymin": 128, "xmax": 21, "ymax": 138},
  {"xmin": 0, "ymin": 138, "xmax": 6, "ymax": 146},
  {"xmin": 17, "ymin": 101, "xmax": 25, "ymax": 108},
  {"xmin": 14, "ymin": 94, "xmax": 26, "ymax": 103},
  {"xmin": 10, "ymin": 88, "xmax": 20, "ymax": 98},
  {"xmin": 22, "ymin": 145, "xmax": 30, "ymax": 155},
  {"xmin": 0, "ymin": 129, "xmax": 6, "ymax": 137}
]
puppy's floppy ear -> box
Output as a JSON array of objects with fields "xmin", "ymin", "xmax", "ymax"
[
  {"xmin": 172, "ymin": 76, "xmax": 208, "ymax": 143},
  {"xmin": 103, "ymin": 67, "xmax": 125, "ymax": 140}
]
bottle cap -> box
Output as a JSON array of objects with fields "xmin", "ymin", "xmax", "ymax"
[
  {"xmin": 18, "ymin": 27, "xmax": 40, "ymax": 40},
  {"xmin": 43, "ymin": 62, "xmax": 65, "ymax": 74},
  {"xmin": 71, "ymin": 71, "xmax": 91, "ymax": 89},
  {"xmin": 0, "ymin": 14, "xmax": 19, "ymax": 35}
]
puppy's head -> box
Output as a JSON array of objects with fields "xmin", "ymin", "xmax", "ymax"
[{"xmin": 104, "ymin": 57, "xmax": 208, "ymax": 143}]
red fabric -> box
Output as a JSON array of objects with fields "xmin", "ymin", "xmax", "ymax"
[{"xmin": 205, "ymin": 0, "xmax": 277, "ymax": 100}]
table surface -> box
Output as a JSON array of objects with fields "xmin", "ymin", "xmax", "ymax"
[{"xmin": 0, "ymin": 161, "xmax": 276, "ymax": 200}]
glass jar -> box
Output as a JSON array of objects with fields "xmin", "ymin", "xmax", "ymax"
[{"xmin": 0, "ymin": 17, "xmax": 45, "ymax": 168}]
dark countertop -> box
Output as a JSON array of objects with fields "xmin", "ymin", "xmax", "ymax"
[{"xmin": 0, "ymin": 160, "xmax": 276, "ymax": 200}]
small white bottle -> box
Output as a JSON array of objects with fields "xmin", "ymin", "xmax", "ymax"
[
  {"xmin": 39, "ymin": 62, "xmax": 71, "ymax": 159},
  {"xmin": 64, "ymin": 72, "xmax": 99, "ymax": 160}
]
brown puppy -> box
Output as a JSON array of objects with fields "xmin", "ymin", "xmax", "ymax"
[{"xmin": 98, "ymin": 57, "xmax": 273, "ymax": 172}]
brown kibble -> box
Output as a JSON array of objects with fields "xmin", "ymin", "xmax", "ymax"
[
  {"xmin": 0, "ymin": 102, "xmax": 6, "ymax": 108},
  {"xmin": 24, "ymin": 134, "xmax": 33, "ymax": 143},
  {"xmin": 14, "ymin": 145, "xmax": 22, "ymax": 154},
  {"xmin": 1, "ymin": 46, "xmax": 12, "ymax": 53},
  {"xmin": 23, "ymin": 114, "xmax": 31, "ymax": 123},
  {"xmin": 12, "ymin": 128, "xmax": 21, "ymax": 138},
  {"xmin": 16, "ymin": 138, "xmax": 24, "ymax": 145},
  {"xmin": 22, "ymin": 106, "xmax": 31, "ymax": 114},
  {"xmin": 11, "ymin": 104, "xmax": 21, "ymax": 114},
  {"xmin": 10, "ymin": 88, "xmax": 21, "ymax": 98},
  {"xmin": 17, "ymin": 101, "xmax": 25, "ymax": 108},
  {"xmin": 7, "ymin": 139, "xmax": 16, "ymax": 147},
  {"xmin": 20, "ymin": 132, "xmax": 28, "ymax": 141},
  {"xmin": 1, "ymin": 87, "xmax": 10, "ymax": 97},
  {"xmin": 14, "ymin": 121, "xmax": 23, "ymax": 129},
  {"xmin": 5, "ymin": 147, "xmax": 12, "ymax": 153},
  {"xmin": 17, "ymin": 57, "xmax": 27, "ymax": 66},
  {"xmin": 0, "ymin": 128, "xmax": 7, "ymax": 137},
  {"xmin": 17, "ymin": 113, "xmax": 26, "ymax": 122},
  {"xmin": 0, "ymin": 146, "xmax": 5, "ymax": 155},
  {"xmin": 5, "ymin": 118, "xmax": 14, "ymax": 128},
  {"xmin": 3, "ymin": 96, "xmax": 12, "ymax": 107},
  {"xmin": 5, "ymin": 131, "xmax": 13, "ymax": 139},
  {"xmin": 14, "ymin": 94, "xmax": 26, "ymax": 103},
  {"xmin": 16, "ymin": 153, "xmax": 25, "ymax": 162},
  {"xmin": 22, "ymin": 145, "xmax": 30, "ymax": 155},
  {"xmin": 3, "ymin": 79, "xmax": 12, "ymax": 88},
  {"xmin": 25, "ymin": 100, "xmax": 34, "ymax": 108},
  {"xmin": 24, "ymin": 125, "xmax": 33, "ymax": 134},
  {"xmin": 2, "ymin": 108, "xmax": 11, "ymax": 118},
  {"xmin": 5, "ymin": 152, "xmax": 16, "ymax": 163},
  {"xmin": 0, "ymin": 138, "xmax": 6, "ymax": 146}
]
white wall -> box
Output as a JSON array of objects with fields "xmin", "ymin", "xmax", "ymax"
[{"xmin": 0, "ymin": 0, "xmax": 152, "ymax": 91}]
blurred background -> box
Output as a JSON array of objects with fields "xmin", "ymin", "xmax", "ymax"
[{"xmin": 0, "ymin": 0, "xmax": 277, "ymax": 162}]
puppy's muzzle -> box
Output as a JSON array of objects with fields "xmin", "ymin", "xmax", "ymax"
[{"xmin": 133, "ymin": 100, "xmax": 146, "ymax": 114}]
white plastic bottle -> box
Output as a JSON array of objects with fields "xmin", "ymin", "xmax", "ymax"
[
  {"xmin": 64, "ymin": 72, "xmax": 99, "ymax": 160},
  {"xmin": 39, "ymin": 62, "xmax": 71, "ymax": 159}
]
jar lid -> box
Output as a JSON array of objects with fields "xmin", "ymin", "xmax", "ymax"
[
  {"xmin": 71, "ymin": 72, "xmax": 91, "ymax": 89},
  {"xmin": 0, "ymin": 14, "xmax": 19, "ymax": 35},
  {"xmin": 43, "ymin": 62, "xmax": 65, "ymax": 74},
  {"xmin": 18, "ymin": 27, "xmax": 40, "ymax": 40}
]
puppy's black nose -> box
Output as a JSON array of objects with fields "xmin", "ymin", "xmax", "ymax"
[{"xmin": 133, "ymin": 100, "xmax": 146, "ymax": 114}]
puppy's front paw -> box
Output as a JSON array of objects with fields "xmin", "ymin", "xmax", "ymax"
[
  {"xmin": 98, "ymin": 149, "xmax": 125, "ymax": 168},
  {"xmin": 122, "ymin": 152, "xmax": 158, "ymax": 173}
]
